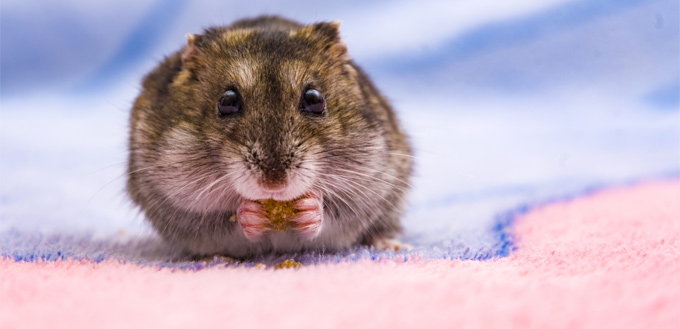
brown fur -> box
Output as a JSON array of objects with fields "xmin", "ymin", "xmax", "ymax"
[{"xmin": 127, "ymin": 16, "xmax": 412, "ymax": 258}]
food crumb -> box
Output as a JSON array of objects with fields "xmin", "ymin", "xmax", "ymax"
[
  {"xmin": 274, "ymin": 259, "xmax": 302, "ymax": 270},
  {"xmin": 258, "ymin": 199, "xmax": 300, "ymax": 232}
]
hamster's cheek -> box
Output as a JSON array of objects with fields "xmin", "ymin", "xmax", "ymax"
[{"xmin": 153, "ymin": 124, "xmax": 241, "ymax": 213}]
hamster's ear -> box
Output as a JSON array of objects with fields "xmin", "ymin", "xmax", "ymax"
[
  {"xmin": 181, "ymin": 33, "xmax": 204, "ymax": 73},
  {"xmin": 311, "ymin": 20, "xmax": 343, "ymax": 42},
  {"xmin": 173, "ymin": 33, "xmax": 207, "ymax": 85},
  {"xmin": 294, "ymin": 20, "xmax": 348, "ymax": 58}
]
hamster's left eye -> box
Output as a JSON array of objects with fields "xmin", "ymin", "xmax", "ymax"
[
  {"xmin": 300, "ymin": 89, "xmax": 325, "ymax": 115},
  {"xmin": 217, "ymin": 90, "xmax": 241, "ymax": 116}
]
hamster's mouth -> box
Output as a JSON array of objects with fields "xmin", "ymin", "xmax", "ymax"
[
  {"xmin": 236, "ymin": 180, "xmax": 315, "ymax": 202},
  {"xmin": 242, "ymin": 188, "xmax": 321, "ymax": 203},
  {"xmin": 255, "ymin": 190, "xmax": 295, "ymax": 201}
]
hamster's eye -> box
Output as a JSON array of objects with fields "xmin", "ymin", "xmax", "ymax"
[
  {"xmin": 217, "ymin": 90, "xmax": 241, "ymax": 116},
  {"xmin": 300, "ymin": 89, "xmax": 325, "ymax": 115}
]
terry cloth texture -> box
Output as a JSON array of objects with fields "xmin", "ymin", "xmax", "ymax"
[{"xmin": 2, "ymin": 179, "xmax": 678, "ymax": 329}]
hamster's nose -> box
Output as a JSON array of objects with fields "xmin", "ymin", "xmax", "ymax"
[
  {"xmin": 259, "ymin": 160, "xmax": 288, "ymax": 189},
  {"xmin": 249, "ymin": 145, "xmax": 291, "ymax": 190}
]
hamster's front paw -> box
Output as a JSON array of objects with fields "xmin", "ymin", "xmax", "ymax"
[
  {"xmin": 237, "ymin": 192, "xmax": 324, "ymax": 242},
  {"xmin": 290, "ymin": 191, "xmax": 324, "ymax": 240},
  {"xmin": 237, "ymin": 200, "xmax": 270, "ymax": 241},
  {"xmin": 368, "ymin": 237, "xmax": 413, "ymax": 251}
]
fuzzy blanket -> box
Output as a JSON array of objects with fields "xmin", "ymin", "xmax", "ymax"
[{"xmin": 2, "ymin": 180, "xmax": 678, "ymax": 329}]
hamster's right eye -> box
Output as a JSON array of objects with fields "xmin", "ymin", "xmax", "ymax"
[
  {"xmin": 300, "ymin": 89, "xmax": 325, "ymax": 115},
  {"xmin": 217, "ymin": 90, "xmax": 241, "ymax": 116}
]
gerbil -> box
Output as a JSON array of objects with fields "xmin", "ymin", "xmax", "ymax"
[{"xmin": 127, "ymin": 16, "xmax": 412, "ymax": 258}]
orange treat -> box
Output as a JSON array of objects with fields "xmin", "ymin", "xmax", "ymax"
[
  {"xmin": 274, "ymin": 259, "xmax": 302, "ymax": 269},
  {"xmin": 258, "ymin": 199, "xmax": 300, "ymax": 232}
]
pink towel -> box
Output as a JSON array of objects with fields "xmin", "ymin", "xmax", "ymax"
[{"xmin": 2, "ymin": 179, "xmax": 678, "ymax": 329}]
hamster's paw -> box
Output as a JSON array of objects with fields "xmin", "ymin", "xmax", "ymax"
[
  {"xmin": 237, "ymin": 200, "xmax": 270, "ymax": 241},
  {"xmin": 195, "ymin": 255, "xmax": 238, "ymax": 265},
  {"xmin": 290, "ymin": 191, "xmax": 324, "ymax": 240},
  {"xmin": 369, "ymin": 237, "xmax": 413, "ymax": 251}
]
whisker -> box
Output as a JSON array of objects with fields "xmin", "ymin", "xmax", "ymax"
[
  {"xmin": 387, "ymin": 152, "xmax": 418, "ymax": 159},
  {"xmin": 84, "ymin": 161, "xmax": 128, "ymax": 176},
  {"xmin": 317, "ymin": 171, "xmax": 401, "ymax": 212},
  {"xmin": 333, "ymin": 167, "xmax": 411, "ymax": 189},
  {"xmin": 314, "ymin": 181, "xmax": 373, "ymax": 235},
  {"xmin": 195, "ymin": 170, "xmax": 237, "ymax": 201}
]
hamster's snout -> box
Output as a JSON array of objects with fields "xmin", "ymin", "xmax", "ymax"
[
  {"xmin": 236, "ymin": 142, "xmax": 316, "ymax": 202},
  {"xmin": 249, "ymin": 148, "xmax": 291, "ymax": 190}
]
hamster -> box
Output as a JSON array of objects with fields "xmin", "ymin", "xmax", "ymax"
[{"xmin": 127, "ymin": 16, "xmax": 413, "ymax": 258}]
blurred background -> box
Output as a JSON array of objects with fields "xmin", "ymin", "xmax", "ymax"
[{"xmin": 1, "ymin": 0, "xmax": 678, "ymax": 257}]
